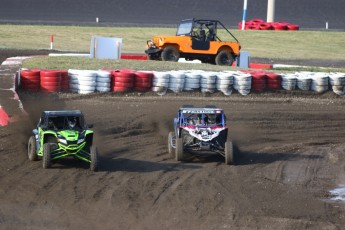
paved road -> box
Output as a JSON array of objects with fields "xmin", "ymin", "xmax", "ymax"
[{"xmin": 0, "ymin": 0, "xmax": 344, "ymax": 29}]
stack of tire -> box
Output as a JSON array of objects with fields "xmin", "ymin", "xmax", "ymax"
[
  {"xmin": 310, "ymin": 72, "xmax": 329, "ymax": 93},
  {"xmin": 281, "ymin": 74, "xmax": 297, "ymax": 90},
  {"xmin": 266, "ymin": 73, "xmax": 282, "ymax": 90},
  {"xmin": 168, "ymin": 71, "xmax": 185, "ymax": 93},
  {"xmin": 40, "ymin": 70, "xmax": 68, "ymax": 93},
  {"xmin": 184, "ymin": 71, "xmax": 201, "ymax": 91},
  {"xmin": 20, "ymin": 69, "xmax": 41, "ymax": 91},
  {"xmin": 111, "ymin": 69, "xmax": 135, "ymax": 93},
  {"xmin": 238, "ymin": 19, "xmax": 299, "ymax": 31},
  {"xmin": 216, "ymin": 71, "xmax": 234, "ymax": 96},
  {"xmin": 134, "ymin": 71, "xmax": 153, "ymax": 92},
  {"xmin": 329, "ymin": 72, "xmax": 345, "ymax": 95},
  {"xmin": 152, "ymin": 71, "xmax": 170, "ymax": 95},
  {"xmin": 96, "ymin": 70, "xmax": 111, "ymax": 93},
  {"xmin": 200, "ymin": 71, "xmax": 217, "ymax": 93},
  {"xmin": 295, "ymin": 73, "xmax": 312, "ymax": 91},
  {"xmin": 250, "ymin": 71, "xmax": 266, "ymax": 92},
  {"xmin": 68, "ymin": 69, "xmax": 97, "ymax": 94},
  {"xmin": 233, "ymin": 72, "xmax": 251, "ymax": 95},
  {"xmin": 60, "ymin": 70, "xmax": 69, "ymax": 92}
]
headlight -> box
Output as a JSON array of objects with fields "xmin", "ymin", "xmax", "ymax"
[
  {"xmin": 58, "ymin": 138, "xmax": 67, "ymax": 145},
  {"xmin": 77, "ymin": 138, "xmax": 84, "ymax": 144}
]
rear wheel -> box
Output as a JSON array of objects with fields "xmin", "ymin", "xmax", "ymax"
[
  {"xmin": 42, "ymin": 143, "xmax": 51, "ymax": 169},
  {"xmin": 215, "ymin": 50, "xmax": 234, "ymax": 66},
  {"xmin": 224, "ymin": 140, "xmax": 234, "ymax": 165},
  {"xmin": 175, "ymin": 137, "xmax": 184, "ymax": 161},
  {"xmin": 28, "ymin": 136, "xmax": 38, "ymax": 161},
  {"xmin": 90, "ymin": 146, "xmax": 98, "ymax": 172},
  {"xmin": 168, "ymin": 132, "xmax": 174, "ymax": 158},
  {"xmin": 161, "ymin": 46, "xmax": 180, "ymax": 62}
]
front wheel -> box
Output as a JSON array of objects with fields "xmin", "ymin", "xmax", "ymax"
[
  {"xmin": 161, "ymin": 46, "xmax": 180, "ymax": 62},
  {"xmin": 42, "ymin": 143, "xmax": 51, "ymax": 169},
  {"xmin": 175, "ymin": 137, "xmax": 184, "ymax": 161},
  {"xmin": 28, "ymin": 136, "xmax": 38, "ymax": 161},
  {"xmin": 168, "ymin": 132, "xmax": 174, "ymax": 158},
  {"xmin": 224, "ymin": 141, "xmax": 234, "ymax": 165},
  {"xmin": 215, "ymin": 50, "xmax": 234, "ymax": 66},
  {"xmin": 90, "ymin": 146, "xmax": 98, "ymax": 172}
]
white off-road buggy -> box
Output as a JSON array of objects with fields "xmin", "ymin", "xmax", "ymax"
[{"xmin": 168, "ymin": 105, "xmax": 234, "ymax": 164}]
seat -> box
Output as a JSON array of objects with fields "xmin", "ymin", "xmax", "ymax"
[{"xmin": 199, "ymin": 30, "xmax": 206, "ymax": 41}]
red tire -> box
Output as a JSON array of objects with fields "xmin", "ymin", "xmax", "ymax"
[
  {"xmin": 251, "ymin": 72, "xmax": 266, "ymax": 80},
  {"xmin": 135, "ymin": 77, "xmax": 152, "ymax": 84},
  {"xmin": 41, "ymin": 81, "xmax": 61, "ymax": 87},
  {"xmin": 113, "ymin": 82, "xmax": 133, "ymax": 88},
  {"xmin": 134, "ymin": 86, "xmax": 150, "ymax": 92},
  {"xmin": 267, "ymin": 83, "xmax": 281, "ymax": 90},
  {"xmin": 113, "ymin": 77, "xmax": 133, "ymax": 83},
  {"xmin": 40, "ymin": 70, "xmax": 61, "ymax": 78},
  {"xmin": 21, "ymin": 74, "xmax": 40, "ymax": 81},
  {"xmin": 266, "ymin": 73, "xmax": 281, "ymax": 80},
  {"xmin": 21, "ymin": 69, "xmax": 40, "ymax": 77},
  {"xmin": 259, "ymin": 23, "xmax": 273, "ymax": 30},
  {"xmin": 112, "ymin": 86, "xmax": 131, "ymax": 92},
  {"xmin": 134, "ymin": 71, "xmax": 153, "ymax": 80},
  {"xmin": 273, "ymin": 22, "xmax": 288, "ymax": 30},
  {"xmin": 286, "ymin": 24, "xmax": 299, "ymax": 31},
  {"xmin": 40, "ymin": 76, "xmax": 61, "ymax": 83},
  {"xmin": 249, "ymin": 19, "xmax": 265, "ymax": 24},
  {"xmin": 248, "ymin": 24, "xmax": 260, "ymax": 30},
  {"xmin": 40, "ymin": 84, "xmax": 60, "ymax": 92},
  {"xmin": 21, "ymin": 78, "xmax": 40, "ymax": 84},
  {"xmin": 134, "ymin": 82, "xmax": 152, "ymax": 88},
  {"xmin": 21, "ymin": 83, "xmax": 40, "ymax": 90}
]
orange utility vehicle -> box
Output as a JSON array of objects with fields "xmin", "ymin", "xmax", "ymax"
[{"xmin": 145, "ymin": 19, "xmax": 241, "ymax": 66}]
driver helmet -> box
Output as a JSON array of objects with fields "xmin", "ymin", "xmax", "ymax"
[
  {"xmin": 208, "ymin": 114, "xmax": 217, "ymax": 124},
  {"xmin": 68, "ymin": 117, "xmax": 77, "ymax": 129}
]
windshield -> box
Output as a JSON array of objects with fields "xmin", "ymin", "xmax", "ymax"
[
  {"xmin": 47, "ymin": 116, "xmax": 83, "ymax": 130},
  {"xmin": 176, "ymin": 21, "xmax": 193, "ymax": 36}
]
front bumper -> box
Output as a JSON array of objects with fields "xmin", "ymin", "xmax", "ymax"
[{"xmin": 50, "ymin": 142, "xmax": 91, "ymax": 162}]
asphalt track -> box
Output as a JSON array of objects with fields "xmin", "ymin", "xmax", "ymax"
[{"xmin": 0, "ymin": 0, "xmax": 344, "ymax": 30}]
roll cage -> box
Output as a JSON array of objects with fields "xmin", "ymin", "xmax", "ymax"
[
  {"xmin": 176, "ymin": 108, "xmax": 226, "ymax": 129},
  {"xmin": 176, "ymin": 19, "xmax": 239, "ymax": 43},
  {"xmin": 38, "ymin": 110, "xmax": 86, "ymax": 131}
]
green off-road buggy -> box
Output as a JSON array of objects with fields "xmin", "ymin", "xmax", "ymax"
[{"xmin": 27, "ymin": 110, "xmax": 98, "ymax": 171}]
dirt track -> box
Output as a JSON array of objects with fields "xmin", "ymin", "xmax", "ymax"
[{"xmin": 1, "ymin": 90, "xmax": 345, "ymax": 229}]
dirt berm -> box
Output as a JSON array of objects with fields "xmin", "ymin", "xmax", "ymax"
[{"xmin": 1, "ymin": 89, "xmax": 345, "ymax": 229}]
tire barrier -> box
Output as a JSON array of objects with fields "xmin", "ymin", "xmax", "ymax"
[
  {"xmin": 60, "ymin": 70, "xmax": 69, "ymax": 92},
  {"xmin": 216, "ymin": 71, "xmax": 234, "ymax": 96},
  {"xmin": 96, "ymin": 70, "xmax": 111, "ymax": 92},
  {"xmin": 200, "ymin": 71, "xmax": 217, "ymax": 93},
  {"xmin": 152, "ymin": 71, "xmax": 170, "ymax": 96},
  {"xmin": 40, "ymin": 70, "xmax": 65, "ymax": 93},
  {"xmin": 184, "ymin": 71, "xmax": 201, "ymax": 91},
  {"xmin": 20, "ymin": 69, "xmax": 345, "ymax": 96},
  {"xmin": 250, "ymin": 71, "xmax": 266, "ymax": 92},
  {"xmin": 238, "ymin": 19, "xmax": 299, "ymax": 31},
  {"xmin": 233, "ymin": 72, "xmax": 251, "ymax": 95},
  {"xmin": 309, "ymin": 72, "xmax": 329, "ymax": 93},
  {"xmin": 134, "ymin": 71, "xmax": 153, "ymax": 92},
  {"xmin": 266, "ymin": 73, "xmax": 281, "ymax": 90},
  {"xmin": 329, "ymin": 72, "xmax": 345, "ymax": 95},
  {"xmin": 20, "ymin": 69, "xmax": 40, "ymax": 91},
  {"xmin": 111, "ymin": 69, "xmax": 135, "ymax": 93},
  {"xmin": 68, "ymin": 69, "xmax": 97, "ymax": 94},
  {"xmin": 168, "ymin": 71, "xmax": 185, "ymax": 93},
  {"xmin": 281, "ymin": 74, "xmax": 297, "ymax": 90},
  {"xmin": 295, "ymin": 73, "xmax": 312, "ymax": 91}
]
